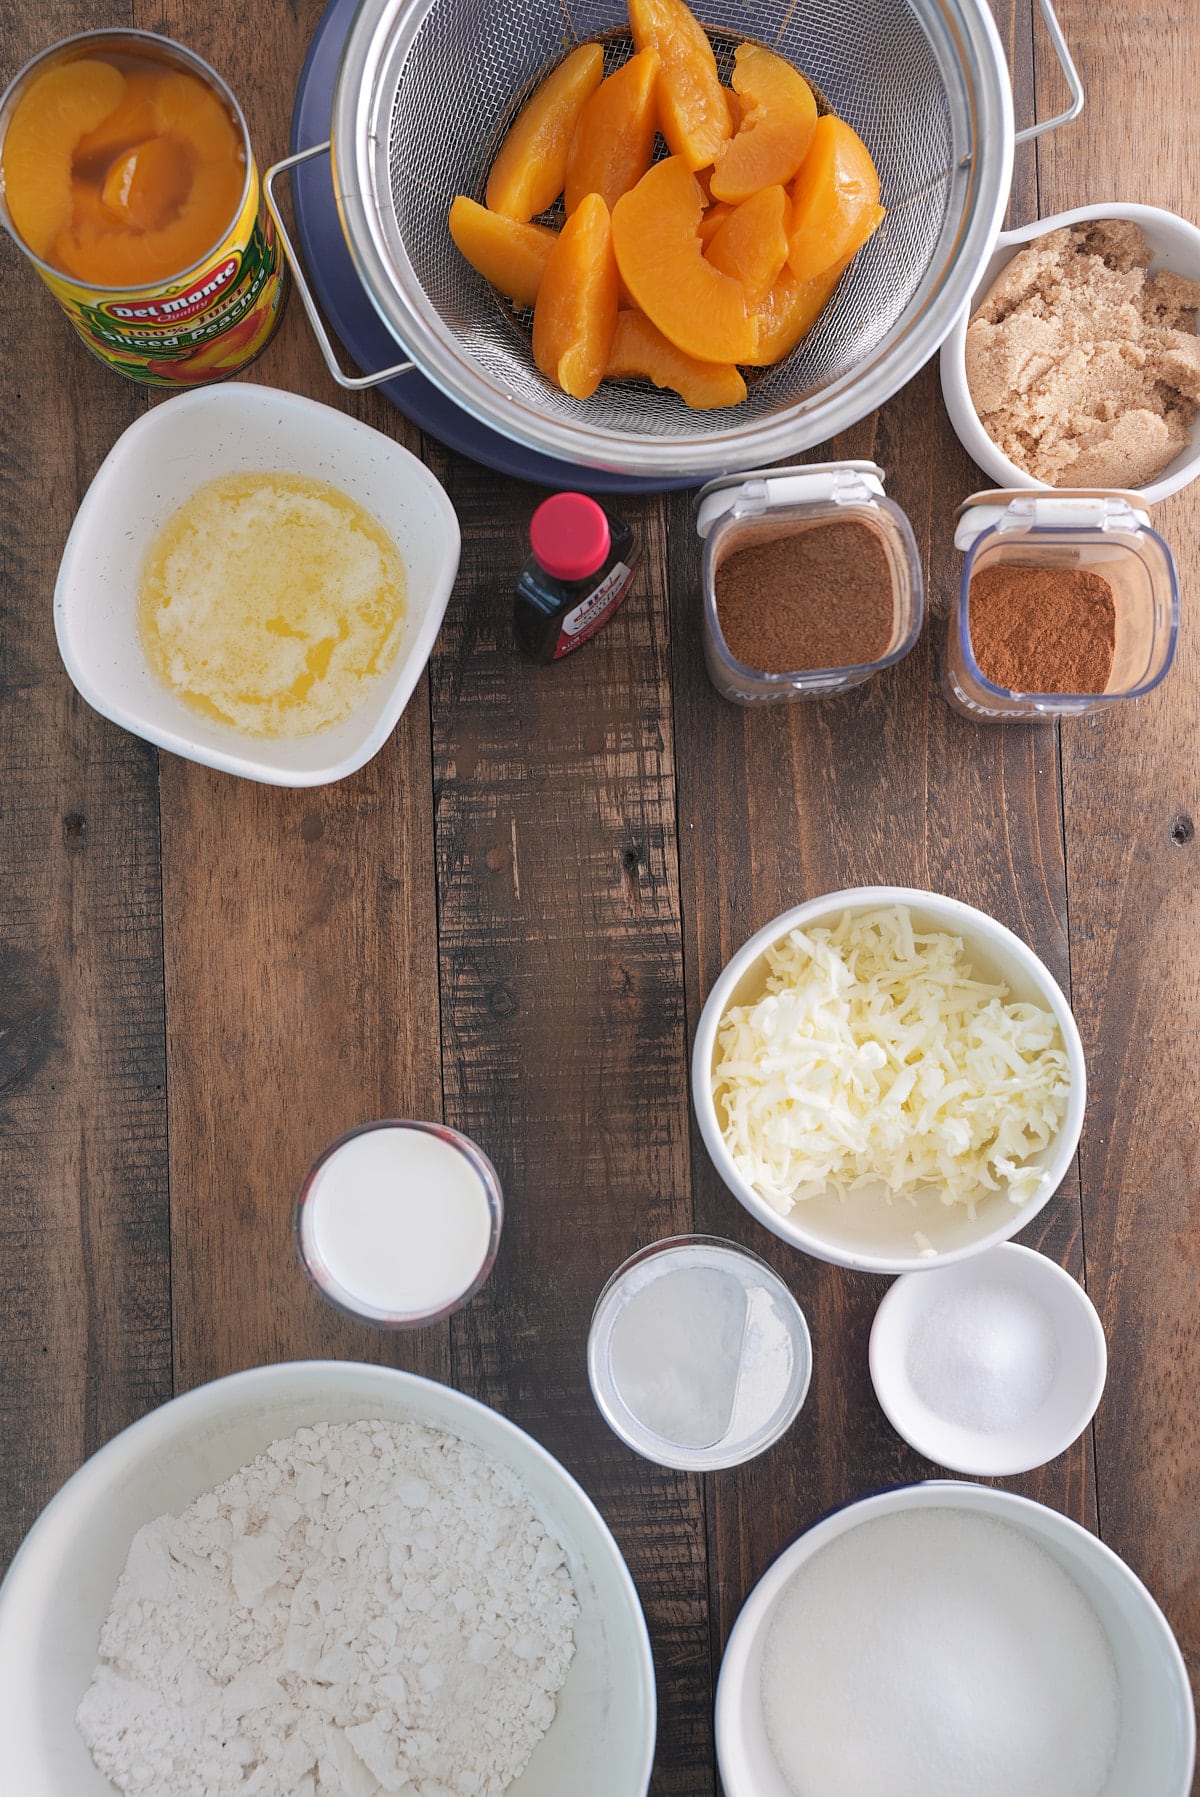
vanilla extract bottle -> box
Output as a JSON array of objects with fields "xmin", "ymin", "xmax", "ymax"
[{"xmin": 515, "ymin": 492, "xmax": 639, "ymax": 662}]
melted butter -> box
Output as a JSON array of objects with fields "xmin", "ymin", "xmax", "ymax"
[{"xmin": 138, "ymin": 472, "xmax": 407, "ymax": 738}]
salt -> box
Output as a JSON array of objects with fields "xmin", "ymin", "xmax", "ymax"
[
  {"xmin": 907, "ymin": 1280, "xmax": 1059, "ymax": 1433},
  {"xmin": 761, "ymin": 1507, "xmax": 1120, "ymax": 1797}
]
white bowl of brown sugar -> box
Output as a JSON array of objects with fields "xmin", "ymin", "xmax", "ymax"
[
  {"xmin": 695, "ymin": 463, "xmax": 924, "ymax": 704},
  {"xmin": 940, "ymin": 203, "xmax": 1200, "ymax": 503}
]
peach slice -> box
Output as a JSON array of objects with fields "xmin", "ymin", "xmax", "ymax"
[
  {"xmin": 1, "ymin": 58, "xmax": 124, "ymax": 259},
  {"xmin": 710, "ymin": 43, "xmax": 818, "ymax": 204},
  {"xmin": 704, "ymin": 184, "xmax": 789, "ymax": 303},
  {"xmin": 486, "ymin": 44, "xmax": 604, "ymax": 222},
  {"xmin": 697, "ymin": 201, "xmax": 734, "ymax": 246},
  {"xmin": 74, "ymin": 71, "xmax": 161, "ymax": 170},
  {"xmin": 449, "ymin": 195, "xmax": 557, "ymax": 309},
  {"xmin": 564, "ymin": 48, "xmax": 659, "ymax": 215},
  {"xmin": 606, "ymin": 308, "xmax": 746, "ymax": 408},
  {"xmin": 787, "ymin": 114, "xmax": 884, "ymax": 280},
  {"xmin": 53, "ymin": 154, "xmax": 241, "ymax": 286},
  {"xmin": 150, "ymin": 70, "xmax": 241, "ymax": 167},
  {"xmin": 533, "ymin": 191, "xmax": 618, "ymax": 399},
  {"xmin": 101, "ymin": 135, "xmax": 193, "ymax": 231},
  {"xmin": 628, "ymin": 0, "xmax": 731, "ymax": 172},
  {"xmin": 743, "ymin": 258, "xmax": 846, "ymax": 365},
  {"xmin": 611, "ymin": 156, "xmax": 756, "ymax": 364}
]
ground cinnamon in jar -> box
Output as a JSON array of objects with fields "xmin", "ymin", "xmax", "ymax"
[
  {"xmin": 714, "ymin": 520, "xmax": 894, "ymax": 673},
  {"xmin": 968, "ymin": 563, "xmax": 1116, "ymax": 694}
]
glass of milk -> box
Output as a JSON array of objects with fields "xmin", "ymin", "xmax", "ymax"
[{"xmin": 295, "ymin": 1121, "xmax": 503, "ymax": 1327}]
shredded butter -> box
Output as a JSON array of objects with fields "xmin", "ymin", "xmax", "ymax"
[{"xmin": 712, "ymin": 906, "xmax": 1070, "ymax": 1217}]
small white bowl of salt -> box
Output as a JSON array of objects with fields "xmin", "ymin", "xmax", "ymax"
[{"xmin": 868, "ymin": 1242, "xmax": 1106, "ymax": 1477}]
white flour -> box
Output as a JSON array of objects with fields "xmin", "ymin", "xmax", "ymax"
[{"xmin": 76, "ymin": 1419, "xmax": 579, "ymax": 1796}]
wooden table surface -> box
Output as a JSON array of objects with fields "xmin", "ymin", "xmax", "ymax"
[{"xmin": 2, "ymin": 0, "xmax": 1198, "ymax": 1790}]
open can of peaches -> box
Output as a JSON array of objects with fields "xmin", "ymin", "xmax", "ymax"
[{"xmin": 0, "ymin": 30, "xmax": 287, "ymax": 386}]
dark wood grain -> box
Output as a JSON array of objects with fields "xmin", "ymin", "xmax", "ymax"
[
  {"xmin": 423, "ymin": 449, "xmax": 715, "ymax": 1794},
  {"xmin": 0, "ymin": 5, "xmax": 174, "ymax": 1568},
  {"xmin": 140, "ymin": 0, "xmax": 450, "ymax": 1387},
  {"xmin": 0, "ymin": 0, "xmax": 1196, "ymax": 1789},
  {"xmin": 1034, "ymin": 0, "xmax": 1200, "ymax": 1769}
]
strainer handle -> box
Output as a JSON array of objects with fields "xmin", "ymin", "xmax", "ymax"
[
  {"xmin": 1014, "ymin": 0, "xmax": 1084, "ymax": 145},
  {"xmin": 263, "ymin": 142, "xmax": 416, "ymax": 390}
]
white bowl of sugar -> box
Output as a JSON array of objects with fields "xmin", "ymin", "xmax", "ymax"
[{"xmin": 715, "ymin": 1481, "xmax": 1195, "ymax": 1797}]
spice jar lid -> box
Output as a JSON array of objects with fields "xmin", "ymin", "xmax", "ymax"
[
  {"xmin": 694, "ymin": 460, "xmax": 889, "ymax": 539},
  {"xmin": 954, "ymin": 488, "xmax": 1153, "ymax": 552},
  {"xmin": 587, "ymin": 1235, "xmax": 812, "ymax": 1471}
]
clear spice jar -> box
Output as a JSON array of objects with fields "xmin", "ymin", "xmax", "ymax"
[
  {"xmin": 695, "ymin": 462, "xmax": 924, "ymax": 704},
  {"xmin": 945, "ymin": 490, "xmax": 1180, "ymax": 722}
]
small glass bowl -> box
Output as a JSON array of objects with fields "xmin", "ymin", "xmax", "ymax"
[
  {"xmin": 587, "ymin": 1235, "xmax": 812, "ymax": 1472},
  {"xmin": 696, "ymin": 462, "xmax": 924, "ymax": 704},
  {"xmin": 295, "ymin": 1119, "xmax": 503, "ymax": 1329}
]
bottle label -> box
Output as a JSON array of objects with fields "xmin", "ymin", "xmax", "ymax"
[{"xmin": 553, "ymin": 562, "xmax": 635, "ymax": 659}]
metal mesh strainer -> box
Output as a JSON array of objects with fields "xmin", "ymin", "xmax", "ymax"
[{"xmin": 270, "ymin": 0, "xmax": 1079, "ymax": 478}]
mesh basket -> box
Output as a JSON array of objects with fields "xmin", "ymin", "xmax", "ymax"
[{"xmin": 324, "ymin": 0, "xmax": 1016, "ymax": 476}]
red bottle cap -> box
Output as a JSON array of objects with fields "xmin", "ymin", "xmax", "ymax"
[{"xmin": 529, "ymin": 493, "xmax": 611, "ymax": 581}]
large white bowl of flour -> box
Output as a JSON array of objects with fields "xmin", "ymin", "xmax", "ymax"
[
  {"xmin": 0, "ymin": 1361, "xmax": 656, "ymax": 1796},
  {"xmin": 715, "ymin": 1480, "xmax": 1194, "ymax": 1797}
]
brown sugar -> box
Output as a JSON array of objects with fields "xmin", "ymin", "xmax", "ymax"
[
  {"xmin": 964, "ymin": 219, "xmax": 1200, "ymax": 489},
  {"xmin": 714, "ymin": 519, "xmax": 894, "ymax": 674},
  {"xmin": 968, "ymin": 563, "xmax": 1116, "ymax": 695}
]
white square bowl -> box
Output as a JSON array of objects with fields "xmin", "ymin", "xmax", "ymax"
[{"xmin": 54, "ymin": 384, "xmax": 461, "ymax": 786}]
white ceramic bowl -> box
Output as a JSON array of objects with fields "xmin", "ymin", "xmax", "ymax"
[
  {"xmin": 868, "ymin": 1241, "xmax": 1107, "ymax": 1475},
  {"xmin": 54, "ymin": 384, "xmax": 460, "ymax": 786},
  {"xmin": 939, "ymin": 202, "xmax": 1200, "ymax": 504},
  {"xmin": 715, "ymin": 1482, "xmax": 1196, "ymax": 1797},
  {"xmin": 691, "ymin": 887, "xmax": 1086, "ymax": 1274},
  {"xmin": 0, "ymin": 1361, "xmax": 656, "ymax": 1797}
]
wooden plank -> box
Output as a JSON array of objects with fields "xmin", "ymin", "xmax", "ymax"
[
  {"xmin": 140, "ymin": 0, "xmax": 449, "ymax": 1386},
  {"xmin": 668, "ymin": 0, "xmax": 1094, "ymax": 1659},
  {"xmin": 423, "ymin": 450, "xmax": 714, "ymax": 1795},
  {"xmin": 0, "ymin": 6, "xmax": 173, "ymax": 1566},
  {"xmin": 1035, "ymin": 0, "xmax": 1200, "ymax": 1756}
]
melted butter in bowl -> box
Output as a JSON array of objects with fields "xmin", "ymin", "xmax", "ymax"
[{"xmin": 138, "ymin": 472, "xmax": 407, "ymax": 739}]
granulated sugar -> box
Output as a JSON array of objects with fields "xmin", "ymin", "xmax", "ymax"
[
  {"xmin": 76, "ymin": 1419, "xmax": 578, "ymax": 1796},
  {"xmin": 761, "ymin": 1507, "xmax": 1119, "ymax": 1797}
]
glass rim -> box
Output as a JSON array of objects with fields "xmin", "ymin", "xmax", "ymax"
[{"xmin": 294, "ymin": 1119, "xmax": 504, "ymax": 1330}]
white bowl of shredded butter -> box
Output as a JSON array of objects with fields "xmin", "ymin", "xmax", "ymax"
[
  {"xmin": 54, "ymin": 384, "xmax": 460, "ymax": 786},
  {"xmin": 0, "ymin": 1361, "xmax": 656, "ymax": 1797},
  {"xmin": 692, "ymin": 889, "xmax": 1085, "ymax": 1272}
]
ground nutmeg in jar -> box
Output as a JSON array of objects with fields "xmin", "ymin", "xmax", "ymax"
[
  {"xmin": 714, "ymin": 519, "xmax": 894, "ymax": 673},
  {"xmin": 968, "ymin": 563, "xmax": 1116, "ymax": 694}
]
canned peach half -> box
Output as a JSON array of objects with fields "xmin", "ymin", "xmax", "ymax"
[{"xmin": 0, "ymin": 30, "xmax": 287, "ymax": 386}]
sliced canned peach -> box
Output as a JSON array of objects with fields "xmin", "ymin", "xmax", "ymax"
[
  {"xmin": 564, "ymin": 48, "xmax": 659, "ymax": 216},
  {"xmin": 743, "ymin": 258, "xmax": 847, "ymax": 365},
  {"xmin": 628, "ymin": 0, "xmax": 731, "ymax": 172},
  {"xmin": 606, "ymin": 308, "xmax": 746, "ymax": 408},
  {"xmin": 1, "ymin": 58, "xmax": 124, "ymax": 259},
  {"xmin": 54, "ymin": 155, "xmax": 241, "ymax": 286},
  {"xmin": 486, "ymin": 44, "xmax": 604, "ymax": 222},
  {"xmin": 449, "ymin": 196, "xmax": 558, "ymax": 309},
  {"xmin": 611, "ymin": 156, "xmax": 756, "ymax": 364},
  {"xmin": 101, "ymin": 135, "xmax": 193, "ymax": 231},
  {"xmin": 710, "ymin": 44, "xmax": 818, "ymax": 204},
  {"xmin": 787, "ymin": 114, "xmax": 884, "ymax": 281},
  {"xmin": 73, "ymin": 71, "xmax": 161, "ymax": 170},
  {"xmin": 150, "ymin": 70, "xmax": 241, "ymax": 169},
  {"xmin": 696, "ymin": 201, "xmax": 734, "ymax": 247},
  {"xmin": 704, "ymin": 184, "xmax": 789, "ymax": 303},
  {"xmin": 532, "ymin": 191, "xmax": 618, "ymax": 399}
]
